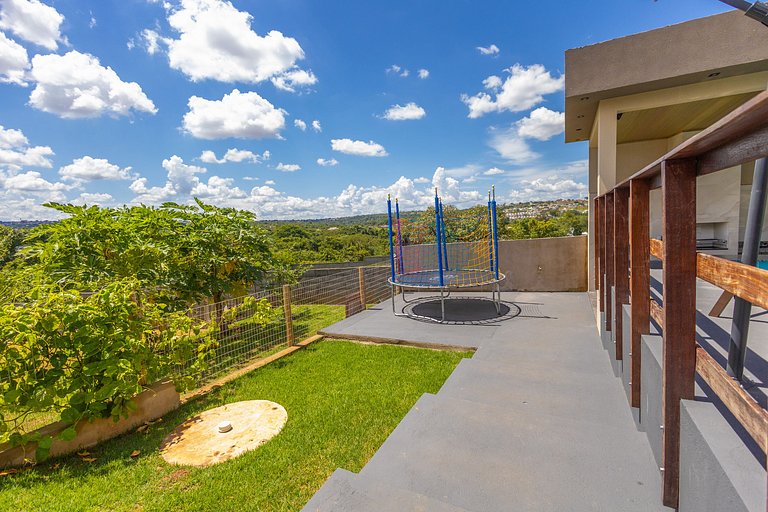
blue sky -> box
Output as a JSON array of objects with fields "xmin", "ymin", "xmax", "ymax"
[{"xmin": 0, "ymin": 0, "xmax": 732, "ymax": 220}]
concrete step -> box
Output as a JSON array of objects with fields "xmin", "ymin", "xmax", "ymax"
[
  {"xmin": 473, "ymin": 333, "xmax": 615, "ymax": 378},
  {"xmin": 360, "ymin": 393, "xmax": 670, "ymax": 512},
  {"xmin": 301, "ymin": 468, "xmax": 469, "ymax": 512},
  {"xmin": 437, "ymin": 358, "xmax": 642, "ymax": 430}
]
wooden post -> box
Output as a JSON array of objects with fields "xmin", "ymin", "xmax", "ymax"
[
  {"xmin": 598, "ymin": 196, "xmax": 606, "ymax": 312},
  {"xmin": 660, "ymin": 158, "xmax": 697, "ymax": 508},
  {"xmin": 613, "ymin": 188, "xmax": 629, "ymax": 361},
  {"xmin": 604, "ymin": 193, "xmax": 615, "ymax": 334},
  {"xmin": 283, "ymin": 284, "xmax": 294, "ymax": 347},
  {"xmin": 594, "ymin": 197, "xmax": 602, "ymax": 294},
  {"xmin": 629, "ymin": 178, "xmax": 650, "ymax": 408},
  {"xmin": 358, "ymin": 267, "xmax": 366, "ymax": 310}
]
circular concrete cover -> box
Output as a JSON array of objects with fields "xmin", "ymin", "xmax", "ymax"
[{"xmin": 160, "ymin": 400, "xmax": 287, "ymax": 467}]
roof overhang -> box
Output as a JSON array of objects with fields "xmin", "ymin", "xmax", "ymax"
[{"xmin": 565, "ymin": 10, "xmax": 768, "ymax": 143}]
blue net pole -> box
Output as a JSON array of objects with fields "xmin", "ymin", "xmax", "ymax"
[
  {"xmin": 434, "ymin": 191, "xmax": 444, "ymax": 286},
  {"xmin": 491, "ymin": 186, "xmax": 500, "ymax": 279},
  {"xmin": 439, "ymin": 198, "xmax": 448, "ymax": 271},
  {"xmin": 387, "ymin": 194, "xmax": 396, "ymax": 282},
  {"xmin": 395, "ymin": 199, "xmax": 404, "ymax": 275},
  {"xmin": 487, "ymin": 191, "xmax": 494, "ymax": 273}
]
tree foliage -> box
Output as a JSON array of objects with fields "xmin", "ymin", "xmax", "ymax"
[{"xmin": 0, "ymin": 201, "xmax": 283, "ymax": 454}]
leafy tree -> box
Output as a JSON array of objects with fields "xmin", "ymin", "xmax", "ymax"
[
  {"xmin": 0, "ymin": 225, "xmax": 23, "ymax": 268},
  {"xmin": 0, "ymin": 279, "xmax": 216, "ymax": 457}
]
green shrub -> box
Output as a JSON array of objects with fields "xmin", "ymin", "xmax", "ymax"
[{"xmin": 0, "ymin": 279, "xmax": 215, "ymax": 459}]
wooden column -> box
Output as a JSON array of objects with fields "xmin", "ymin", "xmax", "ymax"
[
  {"xmin": 660, "ymin": 159, "xmax": 697, "ymax": 508},
  {"xmin": 283, "ymin": 284, "xmax": 294, "ymax": 346},
  {"xmin": 613, "ymin": 187, "xmax": 630, "ymax": 360},
  {"xmin": 604, "ymin": 193, "xmax": 615, "ymax": 333},
  {"xmin": 598, "ymin": 196, "xmax": 606, "ymax": 312},
  {"xmin": 629, "ymin": 179, "xmax": 650, "ymax": 408},
  {"xmin": 594, "ymin": 197, "xmax": 602, "ymax": 293},
  {"xmin": 358, "ymin": 267, "xmax": 366, "ymax": 310}
]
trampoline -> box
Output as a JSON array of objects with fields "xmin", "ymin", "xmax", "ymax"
[{"xmin": 386, "ymin": 188, "xmax": 506, "ymax": 323}]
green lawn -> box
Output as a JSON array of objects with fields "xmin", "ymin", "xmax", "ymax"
[{"xmin": 0, "ymin": 340, "xmax": 471, "ymax": 512}]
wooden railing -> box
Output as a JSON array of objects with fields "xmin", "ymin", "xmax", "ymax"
[{"xmin": 594, "ymin": 90, "xmax": 768, "ymax": 508}]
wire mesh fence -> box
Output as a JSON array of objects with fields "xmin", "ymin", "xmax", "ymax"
[{"xmin": 177, "ymin": 264, "xmax": 391, "ymax": 388}]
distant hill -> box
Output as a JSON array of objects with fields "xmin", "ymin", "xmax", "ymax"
[{"xmin": 258, "ymin": 210, "xmax": 423, "ymax": 227}]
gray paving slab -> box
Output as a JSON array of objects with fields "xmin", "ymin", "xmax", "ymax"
[
  {"xmin": 302, "ymin": 468, "xmax": 469, "ymax": 512},
  {"xmin": 359, "ymin": 393, "xmax": 671, "ymax": 512},
  {"xmin": 438, "ymin": 357, "xmax": 642, "ymax": 430},
  {"xmin": 309, "ymin": 291, "xmax": 673, "ymax": 511}
]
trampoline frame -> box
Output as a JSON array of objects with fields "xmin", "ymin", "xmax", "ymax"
[{"xmin": 386, "ymin": 188, "xmax": 505, "ymax": 323}]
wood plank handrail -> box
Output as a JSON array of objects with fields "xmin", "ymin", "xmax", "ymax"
[
  {"xmin": 650, "ymin": 299, "xmax": 663, "ymax": 327},
  {"xmin": 643, "ymin": 238, "xmax": 768, "ymax": 311},
  {"xmin": 696, "ymin": 252, "xmax": 768, "ymax": 311},
  {"xmin": 644, "ymin": 301, "xmax": 767, "ymax": 454},
  {"xmin": 695, "ymin": 347, "xmax": 768, "ymax": 455},
  {"xmin": 650, "ymin": 238, "xmax": 663, "ymax": 260}
]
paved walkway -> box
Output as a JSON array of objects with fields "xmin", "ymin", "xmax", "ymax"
[{"xmin": 302, "ymin": 292, "xmax": 672, "ymax": 511}]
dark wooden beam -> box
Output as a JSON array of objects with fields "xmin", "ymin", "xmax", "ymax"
[
  {"xmin": 660, "ymin": 158, "xmax": 698, "ymax": 509},
  {"xmin": 629, "ymin": 179, "xmax": 650, "ymax": 408},
  {"xmin": 594, "ymin": 196, "xmax": 601, "ymax": 293},
  {"xmin": 613, "ymin": 188, "xmax": 629, "ymax": 361},
  {"xmin": 604, "ymin": 193, "xmax": 615, "ymax": 333},
  {"xmin": 697, "ymin": 125, "xmax": 768, "ymax": 176},
  {"xmin": 598, "ymin": 196, "xmax": 606, "ymax": 313}
]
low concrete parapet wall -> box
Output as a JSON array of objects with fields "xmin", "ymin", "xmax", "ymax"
[
  {"xmin": 679, "ymin": 399, "xmax": 766, "ymax": 512},
  {"xmin": 0, "ymin": 381, "xmax": 179, "ymax": 468}
]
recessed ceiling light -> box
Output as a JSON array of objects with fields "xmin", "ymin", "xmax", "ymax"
[
  {"xmin": 580, "ymin": 96, "xmax": 590, "ymax": 101},
  {"xmin": 576, "ymin": 114, "xmax": 584, "ymax": 119},
  {"xmin": 576, "ymin": 128, "xmax": 582, "ymax": 131}
]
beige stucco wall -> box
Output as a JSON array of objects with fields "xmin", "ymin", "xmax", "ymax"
[{"xmin": 495, "ymin": 236, "xmax": 587, "ymax": 292}]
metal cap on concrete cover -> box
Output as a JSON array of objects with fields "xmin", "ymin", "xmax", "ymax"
[{"xmin": 160, "ymin": 400, "xmax": 287, "ymax": 467}]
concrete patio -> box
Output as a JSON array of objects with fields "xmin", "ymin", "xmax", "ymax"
[{"xmin": 303, "ymin": 291, "xmax": 673, "ymax": 511}]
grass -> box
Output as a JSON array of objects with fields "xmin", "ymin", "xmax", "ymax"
[{"xmin": 0, "ymin": 339, "xmax": 471, "ymax": 512}]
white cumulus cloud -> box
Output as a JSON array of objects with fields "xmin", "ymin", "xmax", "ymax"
[
  {"xmin": 461, "ymin": 63, "xmax": 563, "ymax": 118},
  {"xmin": 59, "ymin": 156, "xmax": 134, "ymax": 182},
  {"xmin": 182, "ymin": 89, "xmax": 286, "ymax": 139},
  {"xmin": 0, "ymin": 30, "xmax": 28, "ymax": 85},
  {"xmin": 477, "ymin": 44, "xmax": 499, "ymax": 56},
  {"xmin": 276, "ymin": 162, "xmax": 300, "ymax": 172},
  {"xmin": 271, "ymin": 68, "xmax": 317, "ymax": 92},
  {"xmin": 0, "ymin": 125, "xmax": 53, "ymax": 170},
  {"xmin": 0, "ymin": 0, "xmax": 64, "ymax": 50},
  {"xmin": 28, "ymin": 51, "xmax": 157, "ymax": 119},
  {"xmin": 199, "ymin": 148, "xmax": 268, "ymax": 164},
  {"xmin": 382, "ymin": 102, "xmax": 426, "ymax": 121},
  {"xmin": 311, "ymin": 120, "xmax": 321, "ymax": 132},
  {"xmin": 484, "ymin": 167, "xmax": 505, "ymax": 176},
  {"xmin": 386, "ymin": 64, "xmax": 409, "ymax": 77},
  {"xmin": 418, "ymin": 68, "xmax": 429, "ymax": 79},
  {"xmin": 294, "ymin": 118, "xmax": 307, "ymax": 131},
  {"xmin": 488, "ymin": 125, "xmax": 539, "ymax": 164},
  {"xmin": 316, "ymin": 158, "xmax": 338, "ymax": 167},
  {"xmin": 72, "ymin": 192, "xmax": 113, "ymax": 206},
  {"xmin": 516, "ymin": 107, "xmax": 564, "ymax": 141},
  {"xmin": 331, "ymin": 138, "xmax": 387, "ymax": 157},
  {"xmin": 508, "ymin": 175, "xmax": 588, "ymax": 203},
  {"xmin": 157, "ymin": 0, "xmax": 311, "ymax": 89}
]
